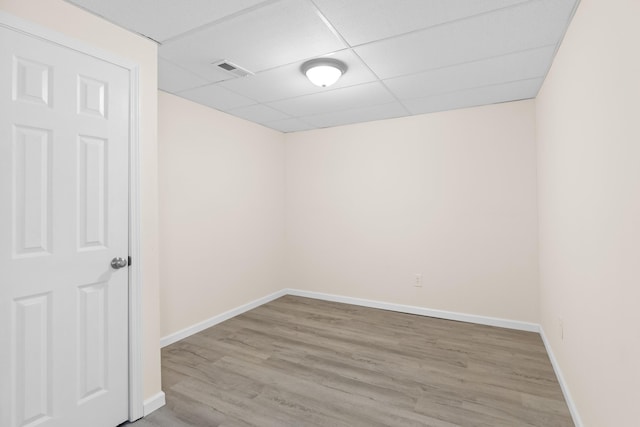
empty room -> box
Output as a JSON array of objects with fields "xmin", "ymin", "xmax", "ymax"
[{"xmin": 0, "ymin": 0, "xmax": 637, "ymax": 426}]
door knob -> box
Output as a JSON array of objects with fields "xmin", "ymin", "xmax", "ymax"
[{"xmin": 111, "ymin": 257, "xmax": 128, "ymax": 269}]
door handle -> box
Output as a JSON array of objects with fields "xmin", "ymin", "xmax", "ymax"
[{"xmin": 111, "ymin": 257, "xmax": 128, "ymax": 269}]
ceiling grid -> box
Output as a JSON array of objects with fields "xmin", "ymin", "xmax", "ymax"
[{"xmin": 67, "ymin": 0, "xmax": 579, "ymax": 132}]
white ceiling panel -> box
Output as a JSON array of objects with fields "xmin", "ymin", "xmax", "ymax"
[
  {"xmin": 67, "ymin": 0, "xmax": 270, "ymax": 42},
  {"xmin": 66, "ymin": 0, "xmax": 579, "ymax": 131},
  {"xmin": 158, "ymin": 58, "xmax": 210, "ymax": 93},
  {"xmin": 219, "ymin": 50, "xmax": 377, "ymax": 103},
  {"xmin": 384, "ymin": 45, "xmax": 556, "ymax": 100},
  {"xmin": 402, "ymin": 78, "xmax": 543, "ymax": 116},
  {"xmin": 301, "ymin": 102, "xmax": 408, "ymax": 128},
  {"xmin": 228, "ymin": 104, "xmax": 291, "ymax": 124},
  {"xmin": 313, "ymin": 0, "xmax": 529, "ymax": 46},
  {"xmin": 267, "ymin": 82, "xmax": 396, "ymax": 117},
  {"xmin": 159, "ymin": 0, "xmax": 346, "ymax": 78},
  {"xmin": 159, "ymin": 53, "xmax": 240, "ymax": 85},
  {"xmin": 264, "ymin": 118, "xmax": 316, "ymax": 133},
  {"xmin": 355, "ymin": 0, "xmax": 577, "ymax": 79},
  {"xmin": 178, "ymin": 84, "xmax": 256, "ymax": 111}
]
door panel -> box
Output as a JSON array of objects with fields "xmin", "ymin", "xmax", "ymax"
[
  {"xmin": 12, "ymin": 125, "xmax": 52, "ymax": 257},
  {"xmin": 0, "ymin": 23, "xmax": 130, "ymax": 427},
  {"xmin": 77, "ymin": 134, "xmax": 108, "ymax": 250},
  {"xmin": 77, "ymin": 281, "xmax": 108, "ymax": 402},
  {"xmin": 14, "ymin": 292, "xmax": 52, "ymax": 427}
]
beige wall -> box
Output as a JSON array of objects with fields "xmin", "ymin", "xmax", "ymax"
[
  {"xmin": 285, "ymin": 100, "xmax": 539, "ymax": 323},
  {"xmin": 0, "ymin": 0, "xmax": 162, "ymax": 400},
  {"xmin": 536, "ymin": 0, "xmax": 640, "ymax": 425},
  {"xmin": 158, "ymin": 92, "xmax": 285, "ymax": 337}
]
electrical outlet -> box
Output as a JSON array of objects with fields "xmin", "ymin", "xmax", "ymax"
[{"xmin": 414, "ymin": 273, "xmax": 423, "ymax": 287}]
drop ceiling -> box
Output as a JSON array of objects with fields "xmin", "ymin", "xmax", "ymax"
[{"xmin": 66, "ymin": 0, "xmax": 579, "ymax": 133}]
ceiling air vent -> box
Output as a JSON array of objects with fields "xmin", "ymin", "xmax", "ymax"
[{"xmin": 212, "ymin": 60, "xmax": 254, "ymax": 78}]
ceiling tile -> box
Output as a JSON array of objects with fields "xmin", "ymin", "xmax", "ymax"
[
  {"xmin": 313, "ymin": 0, "xmax": 528, "ymax": 46},
  {"xmin": 402, "ymin": 78, "xmax": 543, "ymax": 115},
  {"xmin": 159, "ymin": 52, "xmax": 239, "ymax": 85},
  {"xmin": 219, "ymin": 50, "xmax": 377, "ymax": 103},
  {"xmin": 384, "ymin": 45, "xmax": 556, "ymax": 100},
  {"xmin": 267, "ymin": 82, "xmax": 396, "ymax": 117},
  {"xmin": 228, "ymin": 104, "xmax": 291, "ymax": 124},
  {"xmin": 67, "ymin": 0, "xmax": 269, "ymax": 42},
  {"xmin": 158, "ymin": 58, "xmax": 210, "ymax": 93},
  {"xmin": 301, "ymin": 102, "xmax": 408, "ymax": 128},
  {"xmin": 263, "ymin": 118, "xmax": 315, "ymax": 133},
  {"xmin": 68, "ymin": 0, "xmax": 579, "ymax": 130},
  {"xmin": 159, "ymin": 0, "xmax": 346, "ymax": 80},
  {"xmin": 354, "ymin": 0, "xmax": 577, "ymax": 79},
  {"xmin": 178, "ymin": 84, "xmax": 256, "ymax": 111}
]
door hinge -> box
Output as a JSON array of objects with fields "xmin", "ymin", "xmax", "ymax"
[{"xmin": 128, "ymin": 256, "xmax": 132, "ymax": 266}]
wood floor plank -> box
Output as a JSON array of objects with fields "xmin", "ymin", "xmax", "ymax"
[{"xmin": 126, "ymin": 296, "xmax": 573, "ymax": 427}]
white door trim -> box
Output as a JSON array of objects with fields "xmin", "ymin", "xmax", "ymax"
[{"xmin": 0, "ymin": 11, "xmax": 145, "ymax": 421}]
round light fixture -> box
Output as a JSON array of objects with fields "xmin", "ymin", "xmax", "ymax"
[{"xmin": 301, "ymin": 58, "xmax": 347, "ymax": 88}]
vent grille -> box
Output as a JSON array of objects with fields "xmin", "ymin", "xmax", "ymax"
[{"xmin": 212, "ymin": 60, "xmax": 254, "ymax": 78}]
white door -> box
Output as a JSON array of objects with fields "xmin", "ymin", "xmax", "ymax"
[{"xmin": 0, "ymin": 23, "xmax": 130, "ymax": 427}]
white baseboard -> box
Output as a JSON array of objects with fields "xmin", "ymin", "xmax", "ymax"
[
  {"xmin": 160, "ymin": 289, "xmax": 288, "ymax": 348},
  {"xmin": 161, "ymin": 287, "xmax": 540, "ymax": 347},
  {"xmin": 143, "ymin": 391, "xmax": 165, "ymax": 416},
  {"xmin": 286, "ymin": 288, "xmax": 540, "ymax": 333},
  {"xmin": 539, "ymin": 327, "xmax": 584, "ymax": 427}
]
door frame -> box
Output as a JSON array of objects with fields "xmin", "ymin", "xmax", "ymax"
[{"xmin": 0, "ymin": 11, "xmax": 145, "ymax": 421}]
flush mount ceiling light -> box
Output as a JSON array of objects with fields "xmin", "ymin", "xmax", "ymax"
[{"xmin": 301, "ymin": 58, "xmax": 347, "ymax": 88}]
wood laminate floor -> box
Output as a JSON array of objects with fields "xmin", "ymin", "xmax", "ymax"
[{"xmin": 126, "ymin": 295, "xmax": 573, "ymax": 427}]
